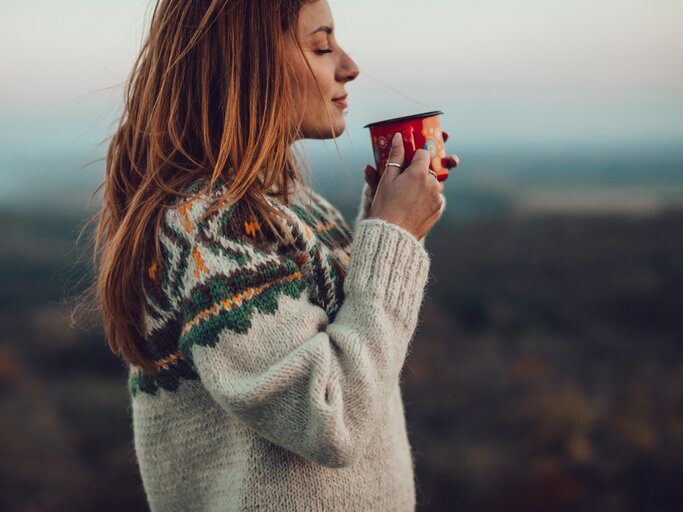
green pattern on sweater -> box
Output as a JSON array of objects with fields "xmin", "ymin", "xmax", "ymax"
[
  {"xmin": 178, "ymin": 272, "xmax": 309, "ymax": 352},
  {"xmin": 129, "ymin": 181, "xmax": 352, "ymax": 398}
]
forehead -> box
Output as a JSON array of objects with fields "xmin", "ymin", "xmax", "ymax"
[{"xmin": 297, "ymin": 0, "xmax": 334, "ymax": 36}]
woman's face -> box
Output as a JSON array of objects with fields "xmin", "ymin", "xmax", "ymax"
[{"xmin": 288, "ymin": 0, "xmax": 359, "ymax": 140}]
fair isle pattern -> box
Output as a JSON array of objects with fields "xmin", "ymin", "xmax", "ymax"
[
  {"xmin": 286, "ymin": 188, "xmax": 353, "ymax": 319},
  {"xmin": 290, "ymin": 197, "xmax": 353, "ymax": 251},
  {"xmin": 156, "ymin": 350, "xmax": 182, "ymax": 370},
  {"xmin": 130, "ymin": 181, "xmax": 352, "ymax": 398},
  {"xmin": 176, "ymin": 263, "xmax": 309, "ymax": 355},
  {"xmin": 180, "ymin": 271, "xmax": 304, "ymax": 337}
]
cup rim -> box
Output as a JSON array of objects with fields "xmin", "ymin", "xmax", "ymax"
[{"xmin": 363, "ymin": 110, "xmax": 444, "ymax": 129}]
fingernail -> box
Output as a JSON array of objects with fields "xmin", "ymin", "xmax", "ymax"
[{"xmin": 392, "ymin": 132, "xmax": 401, "ymax": 146}]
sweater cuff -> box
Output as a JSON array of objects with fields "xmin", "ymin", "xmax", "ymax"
[{"xmin": 346, "ymin": 218, "xmax": 431, "ymax": 326}]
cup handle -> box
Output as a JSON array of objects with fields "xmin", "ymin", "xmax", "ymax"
[{"xmin": 401, "ymin": 127, "xmax": 416, "ymax": 164}]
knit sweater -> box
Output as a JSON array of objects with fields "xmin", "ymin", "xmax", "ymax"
[{"xmin": 128, "ymin": 178, "xmax": 440, "ymax": 512}]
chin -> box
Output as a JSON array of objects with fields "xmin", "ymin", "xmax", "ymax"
[
  {"xmin": 331, "ymin": 121, "xmax": 346, "ymax": 138},
  {"xmin": 304, "ymin": 122, "xmax": 346, "ymax": 140}
]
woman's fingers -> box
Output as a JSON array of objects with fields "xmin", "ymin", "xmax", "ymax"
[
  {"xmin": 367, "ymin": 151, "xmax": 456, "ymax": 195},
  {"xmin": 442, "ymin": 155, "xmax": 460, "ymax": 169},
  {"xmin": 385, "ymin": 133, "xmax": 406, "ymax": 177},
  {"xmin": 440, "ymin": 127, "xmax": 457, "ymax": 169},
  {"xmin": 364, "ymin": 165, "xmax": 379, "ymax": 192}
]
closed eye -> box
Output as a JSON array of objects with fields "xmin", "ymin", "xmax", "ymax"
[{"xmin": 315, "ymin": 49, "xmax": 333, "ymax": 55}]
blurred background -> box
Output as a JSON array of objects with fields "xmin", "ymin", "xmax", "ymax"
[{"xmin": 1, "ymin": 0, "xmax": 681, "ymax": 510}]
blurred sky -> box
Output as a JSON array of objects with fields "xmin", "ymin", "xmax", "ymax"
[{"xmin": 0, "ymin": 0, "xmax": 682, "ymax": 210}]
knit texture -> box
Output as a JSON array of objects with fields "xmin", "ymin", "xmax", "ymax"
[{"xmin": 129, "ymin": 179, "xmax": 435, "ymax": 511}]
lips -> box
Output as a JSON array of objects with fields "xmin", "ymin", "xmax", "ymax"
[{"xmin": 332, "ymin": 94, "xmax": 348, "ymax": 109}]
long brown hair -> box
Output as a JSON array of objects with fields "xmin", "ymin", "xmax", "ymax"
[{"xmin": 73, "ymin": 0, "xmax": 337, "ymax": 373}]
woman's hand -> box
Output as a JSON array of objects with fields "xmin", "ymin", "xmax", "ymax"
[
  {"xmin": 364, "ymin": 130, "xmax": 459, "ymax": 198},
  {"xmin": 368, "ymin": 133, "xmax": 445, "ymax": 242}
]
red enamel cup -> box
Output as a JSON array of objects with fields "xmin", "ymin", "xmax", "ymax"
[{"xmin": 364, "ymin": 110, "xmax": 448, "ymax": 182}]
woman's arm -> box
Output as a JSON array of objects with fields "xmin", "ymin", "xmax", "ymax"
[{"xmin": 168, "ymin": 205, "xmax": 430, "ymax": 468}]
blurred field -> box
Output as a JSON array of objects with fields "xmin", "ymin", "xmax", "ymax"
[{"xmin": 1, "ymin": 197, "xmax": 682, "ymax": 511}]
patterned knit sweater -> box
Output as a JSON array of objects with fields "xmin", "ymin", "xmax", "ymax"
[{"xmin": 128, "ymin": 179, "xmax": 438, "ymax": 511}]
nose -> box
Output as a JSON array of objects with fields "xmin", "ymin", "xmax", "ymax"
[{"xmin": 337, "ymin": 51, "xmax": 359, "ymax": 83}]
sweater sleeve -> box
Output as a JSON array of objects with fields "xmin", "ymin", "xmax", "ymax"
[
  {"xmin": 354, "ymin": 182, "xmax": 447, "ymax": 248},
  {"xmin": 172, "ymin": 206, "xmax": 431, "ymax": 469}
]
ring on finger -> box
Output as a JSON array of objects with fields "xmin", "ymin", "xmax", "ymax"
[
  {"xmin": 385, "ymin": 162, "xmax": 402, "ymax": 170},
  {"xmin": 428, "ymin": 170, "xmax": 438, "ymax": 180}
]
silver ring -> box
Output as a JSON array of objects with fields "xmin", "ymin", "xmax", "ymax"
[
  {"xmin": 428, "ymin": 170, "xmax": 438, "ymax": 180},
  {"xmin": 384, "ymin": 162, "xmax": 402, "ymax": 170}
]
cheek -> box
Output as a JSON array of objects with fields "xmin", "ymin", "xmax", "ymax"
[{"xmin": 306, "ymin": 62, "xmax": 335, "ymax": 101}]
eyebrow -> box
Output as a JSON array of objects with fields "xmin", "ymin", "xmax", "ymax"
[{"xmin": 309, "ymin": 26, "xmax": 333, "ymax": 36}]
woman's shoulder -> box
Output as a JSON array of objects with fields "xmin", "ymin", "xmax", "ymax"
[
  {"xmin": 158, "ymin": 178, "xmax": 322, "ymax": 280},
  {"xmin": 290, "ymin": 186, "xmax": 353, "ymax": 246},
  {"xmin": 161, "ymin": 177, "xmax": 351, "ymax": 256},
  {"xmin": 150, "ymin": 179, "xmax": 304, "ymax": 306},
  {"xmin": 164, "ymin": 178, "xmax": 269, "ymax": 241}
]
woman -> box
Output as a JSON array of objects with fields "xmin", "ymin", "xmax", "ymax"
[{"xmin": 93, "ymin": 0, "xmax": 459, "ymax": 510}]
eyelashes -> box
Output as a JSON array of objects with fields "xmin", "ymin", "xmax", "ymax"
[{"xmin": 314, "ymin": 49, "xmax": 333, "ymax": 55}]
